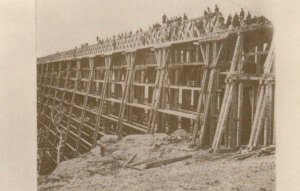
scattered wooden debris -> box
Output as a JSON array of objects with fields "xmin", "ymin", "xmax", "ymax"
[
  {"xmin": 231, "ymin": 145, "xmax": 275, "ymax": 160},
  {"xmin": 181, "ymin": 148, "xmax": 193, "ymax": 152},
  {"xmin": 258, "ymin": 145, "xmax": 275, "ymax": 157},
  {"xmin": 122, "ymin": 154, "xmax": 137, "ymax": 167},
  {"xmin": 234, "ymin": 151, "xmax": 257, "ymax": 160},
  {"xmin": 130, "ymin": 158, "xmax": 156, "ymax": 167},
  {"xmin": 120, "ymin": 153, "xmax": 142, "ymax": 171},
  {"xmin": 69, "ymin": 169, "xmax": 81, "ymax": 185},
  {"xmin": 217, "ymin": 147, "xmax": 239, "ymax": 153},
  {"xmin": 145, "ymin": 155, "xmax": 193, "ymax": 169},
  {"xmin": 123, "ymin": 165, "xmax": 142, "ymax": 171},
  {"xmin": 87, "ymin": 159, "xmax": 115, "ymax": 164}
]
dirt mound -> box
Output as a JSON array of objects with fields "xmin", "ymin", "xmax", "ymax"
[{"xmin": 38, "ymin": 133, "xmax": 275, "ymax": 191}]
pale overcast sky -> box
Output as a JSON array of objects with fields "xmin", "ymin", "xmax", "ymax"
[{"xmin": 37, "ymin": 0, "xmax": 275, "ymax": 57}]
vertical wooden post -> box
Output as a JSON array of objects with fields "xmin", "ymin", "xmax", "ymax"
[
  {"xmin": 229, "ymin": 83, "xmax": 237, "ymax": 148},
  {"xmin": 197, "ymin": 41, "xmax": 223, "ymax": 147},
  {"xmin": 191, "ymin": 42, "xmax": 210, "ymax": 145},
  {"xmin": 236, "ymin": 83, "xmax": 244, "ymax": 146},
  {"xmin": 251, "ymin": 85, "xmax": 257, "ymax": 123},
  {"xmin": 271, "ymin": 83, "xmax": 275, "ymax": 145},
  {"xmin": 210, "ymin": 67, "xmax": 219, "ymax": 145},
  {"xmin": 147, "ymin": 46, "xmax": 170, "ymax": 134},
  {"xmin": 236, "ymin": 34, "xmax": 244, "ymax": 147}
]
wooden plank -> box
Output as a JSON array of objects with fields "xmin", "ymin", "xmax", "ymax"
[
  {"xmin": 122, "ymin": 154, "xmax": 137, "ymax": 167},
  {"xmin": 157, "ymin": 108, "xmax": 197, "ymax": 119},
  {"xmin": 145, "ymin": 155, "xmax": 193, "ymax": 169}
]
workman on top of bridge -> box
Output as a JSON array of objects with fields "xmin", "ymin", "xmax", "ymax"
[
  {"xmin": 245, "ymin": 11, "xmax": 252, "ymax": 25},
  {"xmin": 162, "ymin": 13, "xmax": 167, "ymax": 24},
  {"xmin": 215, "ymin": 4, "xmax": 219, "ymax": 13},
  {"xmin": 178, "ymin": 16, "xmax": 183, "ymax": 24},
  {"xmin": 183, "ymin": 13, "xmax": 188, "ymax": 21},
  {"xmin": 233, "ymin": 13, "xmax": 240, "ymax": 27},
  {"xmin": 226, "ymin": 14, "xmax": 232, "ymax": 28},
  {"xmin": 219, "ymin": 13, "xmax": 225, "ymax": 28},
  {"xmin": 246, "ymin": 11, "xmax": 251, "ymax": 20},
  {"xmin": 258, "ymin": 15, "xmax": 267, "ymax": 24},
  {"xmin": 207, "ymin": 7, "xmax": 212, "ymax": 15},
  {"xmin": 240, "ymin": 8, "xmax": 245, "ymax": 20}
]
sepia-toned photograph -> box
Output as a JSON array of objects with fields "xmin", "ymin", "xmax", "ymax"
[{"xmin": 36, "ymin": 0, "xmax": 275, "ymax": 190}]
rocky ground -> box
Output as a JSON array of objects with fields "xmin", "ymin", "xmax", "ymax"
[{"xmin": 38, "ymin": 130, "xmax": 275, "ymax": 191}]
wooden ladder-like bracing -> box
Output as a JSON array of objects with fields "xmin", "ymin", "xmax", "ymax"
[
  {"xmin": 147, "ymin": 46, "xmax": 170, "ymax": 134},
  {"xmin": 116, "ymin": 51, "xmax": 136, "ymax": 136},
  {"xmin": 40, "ymin": 63, "xmax": 63, "ymax": 166},
  {"xmin": 49, "ymin": 61, "xmax": 69, "ymax": 163},
  {"xmin": 92, "ymin": 55, "xmax": 112, "ymax": 147},
  {"xmin": 61, "ymin": 60, "xmax": 81, "ymax": 158},
  {"xmin": 38, "ymin": 64, "xmax": 50, "ymax": 146},
  {"xmin": 54, "ymin": 61, "xmax": 71, "ymax": 163},
  {"xmin": 212, "ymin": 34, "xmax": 243, "ymax": 152},
  {"xmin": 74, "ymin": 58, "xmax": 95, "ymax": 156},
  {"xmin": 192, "ymin": 41, "xmax": 223, "ymax": 146},
  {"xmin": 247, "ymin": 41, "xmax": 275, "ymax": 149}
]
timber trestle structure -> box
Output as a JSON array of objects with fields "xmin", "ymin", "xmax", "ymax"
[{"xmin": 37, "ymin": 12, "xmax": 275, "ymax": 173}]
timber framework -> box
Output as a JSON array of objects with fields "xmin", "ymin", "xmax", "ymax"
[{"xmin": 37, "ymin": 9, "xmax": 275, "ymax": 173}]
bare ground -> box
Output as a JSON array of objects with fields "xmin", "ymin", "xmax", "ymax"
[{"xmin": 38, "ymin": 131, "xmax": 275, "ymax": 191}]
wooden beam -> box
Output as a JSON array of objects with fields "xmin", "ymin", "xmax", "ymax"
[{"xmin": 145, "ymin": 155, "xmax": 193, "ymax": 169}]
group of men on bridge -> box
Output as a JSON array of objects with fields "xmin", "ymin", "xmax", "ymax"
[
  {"xmin": 93, "ymin": 5, "xmax": 269, "ymax": 50},
  {"xmin": 203, "ymin": 5, "xmax": 268, "ymax": 29},
  {"xmin": 162, "ymin": 13, "xmax": 188, "ymax": 27},
  {"xmin": 45, "ymin": 5, "xmax": 271, "ymax": 62}
]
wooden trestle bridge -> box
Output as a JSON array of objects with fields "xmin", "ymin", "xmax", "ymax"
[{"xmin": 37, "ymin": 12, "xmax": 275, "ymax": 173}]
